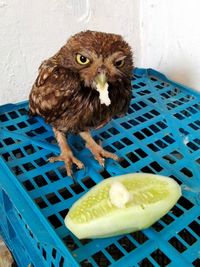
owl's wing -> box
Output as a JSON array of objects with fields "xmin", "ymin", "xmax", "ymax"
[{"xmin": 29, "ymin": 68, "xmax": 79, "ymax": 124}]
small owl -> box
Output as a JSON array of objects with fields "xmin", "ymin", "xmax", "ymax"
[{"xmin": 29, "ymin": 30, "xmax": 133, "ymax": 177}]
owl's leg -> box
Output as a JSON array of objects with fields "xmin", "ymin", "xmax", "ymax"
[
  {"xmin": 80, "ymin": 131, "xmax": 119, "ymax": 167},
  {"xmin": 0, "ymin": 239, "xmax": 14, "ymax": 267},
  {"xmin": 49, "ymin": 128, "xmax": 84, "ymax": 177}
]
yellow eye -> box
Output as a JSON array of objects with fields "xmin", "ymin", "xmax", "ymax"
[
  {"xmin": 115, "ymin": 59, "xmax": 125, "ymax": 68},
  {"xmin": 76, "ymin": 54, "xmax": 90, "ymax": 65}
]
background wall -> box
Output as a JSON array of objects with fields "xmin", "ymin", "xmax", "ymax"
[{"xmin": 0, "ymin": 0, "xmax": 199, "ymax": 105}]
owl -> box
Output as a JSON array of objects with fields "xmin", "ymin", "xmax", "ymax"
[{"xmin": 29, "ymin": 30, "xmax": 133, "ymax": 177}]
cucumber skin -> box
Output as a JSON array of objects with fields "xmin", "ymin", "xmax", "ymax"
[{"xmin": 65, "ymin": 173, "xmax": 182, "ymax": 239}]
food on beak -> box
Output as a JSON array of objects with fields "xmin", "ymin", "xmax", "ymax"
[{"xmin": 95, "ymin": 72, "xmax": 111, "ymax": 106}]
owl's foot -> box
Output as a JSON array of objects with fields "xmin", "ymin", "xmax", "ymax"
[
  {"xmin": 90, "ymin": 145, "xmax": 119, "ymax": 167},
  {"xmin": 0, "ymin": 240, "xmax": 14, "ymax": 267},
  {"xmin": 50, "ymin": 128, "xmax": 84, "ymax": 179},
  {"xmin": 49, "ymin": 154, "xmax": 84, "ymax": 177},
  {"xmin": 80, "ymin": 131, "xmax": 119, "ymax": 167}
]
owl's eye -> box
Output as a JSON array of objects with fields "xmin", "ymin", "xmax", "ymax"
[
  {"xmin": 76, "ymin": 54, "xmax": 90, "ymax": 65},
  {"xmin": 115, "ymin": 59, "xmax": 125, "ymax": 68}
]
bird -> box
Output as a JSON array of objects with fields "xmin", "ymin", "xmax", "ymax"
[{"xmin": 29, "ymin": 30, "xmax": 133, "ymax": 177}]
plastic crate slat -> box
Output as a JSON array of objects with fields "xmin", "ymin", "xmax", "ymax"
[{"xmin": 0, "ymin": 68, "xmax": 200, "ymax": 266}]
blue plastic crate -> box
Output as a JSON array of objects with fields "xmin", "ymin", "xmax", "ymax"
[{"xmin": 0, "ymin": 68, "xmax": 200, "ymax": 267}]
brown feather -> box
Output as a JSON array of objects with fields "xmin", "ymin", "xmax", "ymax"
[{"xmin": 29, "ymin": 30, "xmax": 133, "ymax": 134}]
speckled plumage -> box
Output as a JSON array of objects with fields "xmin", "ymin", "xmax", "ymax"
[{"xmin": 29, "ymin": 30, "xmax": 133, "ymax": 134}]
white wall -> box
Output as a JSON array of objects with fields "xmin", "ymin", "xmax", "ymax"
[
  {"xmin": 139, "ymin": 0, "xmax": 200, "ymax": 91},
  {"xmin": 0, "ymin": 0, "xmax": 200, "ymax": 105},
  {"xmin": 0, "ymin": 0, "xmax": 138, "ymax": 105}
]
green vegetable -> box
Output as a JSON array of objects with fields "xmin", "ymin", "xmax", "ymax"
[{"xmin": 65, "ymin": 173, "xmax": 181, "ymax": 239}]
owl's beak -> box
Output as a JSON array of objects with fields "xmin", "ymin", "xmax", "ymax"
[{"xmin": 95, "ymin": 72, "xmax": 108, "ymax": 90}]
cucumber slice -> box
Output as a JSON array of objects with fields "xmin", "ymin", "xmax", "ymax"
[{"xmin": 65, "ymin": 173, "xmax": 181, "ymax": 239}]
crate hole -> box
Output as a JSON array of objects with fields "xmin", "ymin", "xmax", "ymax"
[
  {"xmin": 141, "ymin": 166, "xmax": 155, "ymax": 174},
  {"xmin": 189, "ymin": 221, "xmax": 200, "ymax": 237},
  {"xmin": 104, "ymin": 145, "xmax": 115, "ymax": 153},
  {"xmin": 13, "ymin": 148, "xmax": 25, "ymax": 158},
  {"xmin": 17, "ymin": 122, "xmax": 27, "ymax": 128},
  {"xmin": 106, "ymin": 244, "xmax": 124, "ymax": 260},
  {"xmin": 34, "ymin": 197, "xmax": 48, "ymax": 209},
  {"xmin": 46, "ymin": 136, "xmax": 57, "ymax": 144},
  {"xmin": 151, "ymin": 249, "xmax": 171, "ymax": 265},
  {"xmin": 192, "ymin": 258, "xmax": 200, "ymax": 267},
  {"xmin": 42, "ymin": 249, "xmax": 47, "ymax": 260},
  {"xmin": 169, "ymin": 237, "xmax": 187, "ymax": 253},
  {"xmin": 2, "ymin": 152, "xmax": 13, "ymax": 162},
  {"xmin": 0, "ymin": 114, "xmax": 9, "ymax": 122},
  {"xmin": 121, "ymin": 137, "xmax": 133, "ymax": 145},
  {"xmin": 63, "ymin": 235, "xmax": 78, "ymax": 251},
  {"xmin": 80, "ymin": 259, "xmax": 93, "ymax": 267},
  {"xmin": 142, "ymin": 128, "xmax": 153, "ymax": 137},
  {"xmin": 178, "ymin": 196, "xmax": 194, "ymax": 210},
  {"xmin": 35, "ymin": 126, "xmax": 47, "ymax": 134},
  {"xmin": 33, "ymin": 175, "xmax": 48, "ymax": 187},
  {"xmin": 27, "ymin": 117, "xmax": 37, "ymax": 125},
  {"xmin": 58, "ymin": 188, "xmax": 73, "ymax": 199},
  {"xmin": 171, "ymin": 205, "xmax": 184, "ymax": 217},
  {"xmin": 108, "ymin": 127, "xmax": 119, "ymax": 135},
  {"xmin": 131, "ymin": 103, "xmax": 141, "ymax": 111},
  {"xmin": 132, "ymin": 84, "xmax": 140, "ymax": 89},
  {"xmin": 126, "ymin": 152, "xmax": 139, "ymax": 163},
  {"xmin": 59, "ymin": 256, "xmax": 64, "ymax": 267},
  {"xmin": 34, "ymin": 157, "xmax": 47, "ymax": 166},
  {"xmin": 18, "ymin": 108, "xmax": 28, "ymax": 115},
  {"xmin": 155, "ymin": 139, "xmax": 167, "ymax": 148},
  {"xmin": 171, "ymin": 150, "xmax": 183, "ymax": 160},
  {"xmin": 118, "ymin": 236, "xmax": 136, "ymax": 252},
  {"xmin": 46, "ymin": 193, "xmax": 61, "ymax": 205},
  {"xmin": 163, "ymin": 155, "xmax": 176, "ymax": 164},
  {"xmin": 156, "ymin": 121, "xmax": 167, "ymax": 129},
  {"xmin": 48, "ymin": 215, "xmax": 62, "ymax": 228},
  {"xmin": 23, "ymin": 180, "xmax": 35, "ymax": 191},
  {"xmin": 58, "ymin": 166, "xmax": 67, "ymax": 177},
  {"xmin": 12, "ymin": 166, "xmax": 23, "ymax": 175},
  {"xmin": 138, "ymin": 258, "xmax": 154, "ymax": 267},
  {"xmin": 59, "ymin": 208, "xmax": 69, "ymax": 219},
  {"xmin": 121, "ymin": 122, "xmax": 131, "ymax": 129},
  {"xmin": 82, "ymin": 177, "xmax": 96, "ymax": 189},
  {"xmin": 100, "ymin": 131, "xmax": 111, "ymax": 139},
  {"xmin": 26, "ymin": 130, "xmax": 36, "ymax": 137},
  {"xmin": 130, "ymin": 231, "xmax": 148, "ymax": 244},
  {"xmin": 52, "ymin": 248, "xmax": 57, "ymax": 259},
  {"xmin": 163, "ymin": 135, "xmax": 175, "ymax": 144},
  {"xmin": 178, "ymin": 228, "xmax": 197, "ymax": 245},
  {"xmin": 3, "ymin": 138, "xmax": 15, "ymax": 145},
  {"xmin": 24, "ymin": 145, "xmax": 36, "ymax": 155},
  {"xmin": 148, "ymin": 97, "xmax": 157, "ymax": 103},
  {"xmin": 100, "ymin": 169, "xmax": 111, "ymax": 178},
  {"xmin": 6, "ymin": 125, "xmax": 17, "ymax": 131},
  {"xmin": 70, "ymin": 183, "xmax": 84, "ymax": 194},
  {"xmin": 136, "ymin": 115, "xmax": 146, "ymax": 123},
  {"xmin": 134, "ymin": 131, "xmax": 145, "ymax": 140},
  {"xmin": 149, "ymin": 124, "xmax": 160, "ymax": 133},
  {"xmin": 161, "ymin": 214, "xmax": 174, "ymax": 225},
  {"xmin": 92, "ymin": 251, "xmax": 111, "ymax": 266},
  {"xmin": 129, "ymin": 119, "xmax": 139, "ymax": 127},
  {"xmin": 46, "ymin": 171, "xmax": 60, "ymax": 183},
  {"xmin": 147, "ymin": 143, "xmax": 160, "ymax": 152},
  {"xmin": 180, "ymin": 167, "xmax": 193, "ymax": 178},
  {"xmin": 79, "ymin": 239, "xmax": 91, "ymax": 245},
  {"xmin": 23, "ymin": 162, "xmax": 35, "ymax": 171},
  {"xmin": 150, "ymin": 161, "xmax": 163, "ymax": 172},
  {"xmin": 134, "ymin": 149, "xmax": 147, "ymax": 159},
  {"xmin": 152, "ymin": 221, "xmax": 164, "ymax": 232},
  {"xmin": 8, "ymin": 111, "xmax": 18, "ymax": 119},
  {"xmin": 187, "ymin": 141, "xmax": 199, "ymax": 151},
  {"xmin": 113, "ymin": 141, "xmax": 124, "ymax": 149}
]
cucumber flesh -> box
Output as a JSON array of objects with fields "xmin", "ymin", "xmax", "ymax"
[{"xmin": 65, "ymin": 173, "xmax": 181, "ymax": 239}]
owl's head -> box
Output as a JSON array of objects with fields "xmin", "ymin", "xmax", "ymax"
[{"xmin": 61, "ymin": 31, "xmax": 133, "ymax": 90}]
